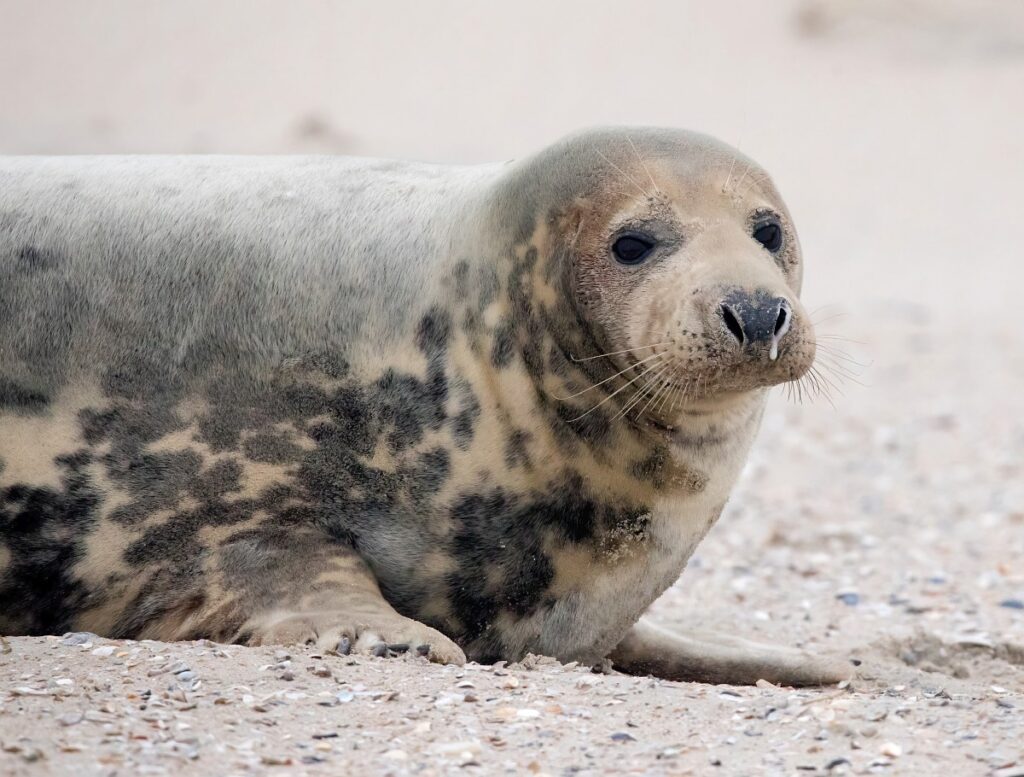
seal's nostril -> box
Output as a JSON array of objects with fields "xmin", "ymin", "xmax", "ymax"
[
  {"xmin": 769, "ymin": 300, "xmax": 793, "ymax": 361},
  {"xmin": 774, "ymin": 304, "xmax": 789, "ymax": 336},
  {"xmin": 720, "ymin": 304, "xmax": 744, "ymax": 345}
]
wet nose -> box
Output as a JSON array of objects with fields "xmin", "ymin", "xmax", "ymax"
[{"xmin": 719, "ymin": 290, "xmax": 792, "ymax": 359}]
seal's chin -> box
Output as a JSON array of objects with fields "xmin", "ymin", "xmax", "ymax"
[{"xmin": 649, "ymin": 387, "xmax": 752, "ymax": 428}]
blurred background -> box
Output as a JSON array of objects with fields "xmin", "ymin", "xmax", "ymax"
[{"xmin": 1, "ymin": 0, "xmax": 1022, "ymax": 695}]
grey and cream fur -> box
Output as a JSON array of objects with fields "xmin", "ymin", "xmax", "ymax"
[{"xmin": 0, "ymin": 128, "xmax": 849, "ymax": 685}]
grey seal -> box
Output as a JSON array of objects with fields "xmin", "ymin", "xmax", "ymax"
[{"xmin": 0, "ymin": 127, "xmax": 848, "ymax": 685}]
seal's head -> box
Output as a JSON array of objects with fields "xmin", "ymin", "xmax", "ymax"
[{"xmin": 508, "ymin": 128, "xmax": 816, "ymax": 424}]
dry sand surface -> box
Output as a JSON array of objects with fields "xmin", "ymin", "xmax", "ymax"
[{"xmin": 1, "ymin": 0, "xmax": 1023, "ymax": 774}]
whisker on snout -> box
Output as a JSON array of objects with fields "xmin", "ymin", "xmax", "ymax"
[
  {"xmin": 567, "ymin": 357, "xmax": 665, "ymax": 422},
  {"xmin": 813, "ymin": 341, "xmax": 869, "ymax": 367},
  {"xmin": 553, "ymin": 350, "xmax": 664, "ymax": 400},
  {"xmin": 570, "ymin": 341, "xmax": 671, "ymax": 363},
  {"xmin": 615, "ymin": 363, "xmax": 672, "ymax": 421},
  {"xmin": 781, "ymin": 348, "xmax": 865, "ymax": 408}
]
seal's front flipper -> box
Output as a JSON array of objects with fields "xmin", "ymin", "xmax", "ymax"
[
  {"xmin": 608, "ymin": 618, "xmax": 852, "ymax": 687},
  {"xmin": 234, "ymin": 539, "xmax": 466, "ymax": 665},
  {"xmin": 241, "ymin": 605, "xmax": 466, "ymax": 665},
  {"xmin": 154, "ymin": 527, "xmax": 465, "ymax": 665}
]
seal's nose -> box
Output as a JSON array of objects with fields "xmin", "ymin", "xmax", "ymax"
[{"xmin": 718, "ymin": 290, "xmax": 792, "ymax": 360}]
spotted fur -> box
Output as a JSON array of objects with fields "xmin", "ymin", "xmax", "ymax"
[{"xmin": 0, "ymin": 129, "xmax": 824, "ymax": 674}]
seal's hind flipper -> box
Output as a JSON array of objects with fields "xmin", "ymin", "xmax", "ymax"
[{"xmin": 609, "ymin": 618, "xmax": 852, "ymax": 687}]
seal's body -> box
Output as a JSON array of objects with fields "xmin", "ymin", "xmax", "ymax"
[{"xmin": 0, "ymin": 129, "xmax": 848, "ymax": 684}]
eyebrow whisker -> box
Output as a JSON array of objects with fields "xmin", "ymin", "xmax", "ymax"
[
  {"xmin": 595, "ymin": 149, "xmax": 651, "ymax": 199},
  {"xmin": 626, "ymin": 135, "xmax": 659, "ymax": 194}
]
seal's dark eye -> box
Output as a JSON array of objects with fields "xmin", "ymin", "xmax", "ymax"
[
  {"xmin": 752, "ymin": 220, "xmax": 783, "ymax": 253},
  {"xmin": 612, "ymin": 234, "xmax": 655, "ymax": 265}
]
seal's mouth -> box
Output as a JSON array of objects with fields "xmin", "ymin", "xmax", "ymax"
[{"xmin": 595, "ymin": 323, "xmax": 816, "ymax": 430}]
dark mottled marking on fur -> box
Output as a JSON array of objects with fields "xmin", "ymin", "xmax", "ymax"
[
  {"xmin": 375, "ymin": 368, "xmax": 448, "ymax": 453},
  {"xmin": 188, "ymin": 458, "xmax": 244, "ymax": 501},
  {"xmin": 547, "ymin": 343, "xmax": 570, "ymax": 377},
  {"xmin": 107, "ymin": 449, "xmax": 204, "ymax": 526},
  {"xmin": 0, "ymin": 378, "xmax": 49, "ymax": 411},
  {"xmin": 16, "ymin": 245, "xmax": 62, "ymax": 272},
  {"xmin": 451, "ymin": 387, "xmax": 481, "ymax": 451},
  {"xmin": 196, "ymin": 375, "xmax": 328, "ymax": 453},
  {"xmin": 521, "ymin": 246, "xmax": 539, "ymax": 272},
  {"xmin": 243, "ymin": 431, "xmax": 303, "ymax": 464},
  {"xmin": 477, "ymin": 265, "xmax": 500, "ymax": 310},
  {"xmin": 402, "ymin": 447, "xmax": 451, "ymax": 508},
  {"xmin": 462, "ymin": 307, "xmax": 482, "ymax": 337},
  {"xmin": 320, "ymin": 385, "xmax": 374, "ymax": 455},
  {"xmin": 101, "ymin": 355, "xmax": 187, "ymax": 403},
  {"xmin": 505, "ymin": 259, "xmax": 547, "ymax": 381},
  {"xmin": 602, "ymin": 510, "xmax": 651, "ymax": 551},
  {"xmin": 446, "ymin": 472, "xmax": 649, "ymax": 652},
  {"xmin": 446, "ymin": 488, "xmax": 554, "ymax": 647},
  {"xmin": 125, "ymin": 514, "xmax": 204, "ymax": 567},
  {"xmin": 415, "ymin": 307, "xmax": 452, "ymax": 357},
  {"xmin": 631, "ymin": 446, "xmax": 672, "ymax": 489},
  {"xmin": 490, "ymin": 317, "xmax": 516, "ymax": 369},
  {"xmin": 504, "ymin": 428, "xmax": 532, "ymax": 469},
  {"xmin": 62, "ymin": 342, "xmax": 465, "ymax": 636},
  {"xmin": 77, "ymin": 383, "xmax": 205, "ymax": 531},
  {"xmin": 0, "ymin": 450, "xmax": 100, "ymax": 634},
  {"xmin": 553, "ymin": 403, "xmax": 612, "ymax": 448},
  {"xmin": 295, "ymin": 352, "xmax": 350, "ymax": 380},
  {"xmin": 453, "ymin": 260, "xmax": 470, "ymax": 298}
]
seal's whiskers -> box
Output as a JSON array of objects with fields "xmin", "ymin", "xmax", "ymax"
[
  {"xmin": 806, "ymin": 366, "xmax": 839, "ymax": 410},
  {"xmin": 813, "ymin": 339, "xmax": 869, "ymax": 386},
  {"xmin": 722, "ymin": 157, "xmax": 739, "ymax": 194},
  {"xmin": 729, "ymin": 162, "xmax": 753, "ymax": 194},
  {"xmin": 595, "ymin": 149, "xmax": 651, "ymax": 199},
  {"xmin": 652, "ymin": 373, "xmax": 679, "ymax": 416},
  {"xmin": 568, "ymin": 357, "xmax": 665, "ymax": 422},
  {"xmin": 815, "ymin": 333, "xmax": 867, "ymax": 347},
  {"xmin": 626, "ymin": 135, "xmax": 660, "ymax": 195},
  {"xmin": 669, "ymin": 379, "xmax": 695, "ymax": 414},
  {"xmin": 570, "ymin": 342, "xmax": 670, "ymax": 363},
  {"xmin": 553, "ymin": 350, "xmax": 664, "ymax": 400},
  {"xmin": 814, "ymin": 341, "xmax": 867, "ymax": 367},
  {"xmin": 648, "ymin": 368, "xmax": 683, "ymax": 418},
  {"xmin": 738, "ymin": 169, "xmax": 772, "ymax": 199},
  {"xmin": 609, "ymin": 366, "xmax": 664, "ymax": 421},
  {"xmin": 814, "ymin": 353, "xmax": 865, "ymax": 385},
  {"xmin": 614, "ymin": 363, "xmax": 674, "ymax": 421},
  {"xmin": 635, "ymin": 382, "xmax": 668, "ymax": 420}
]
